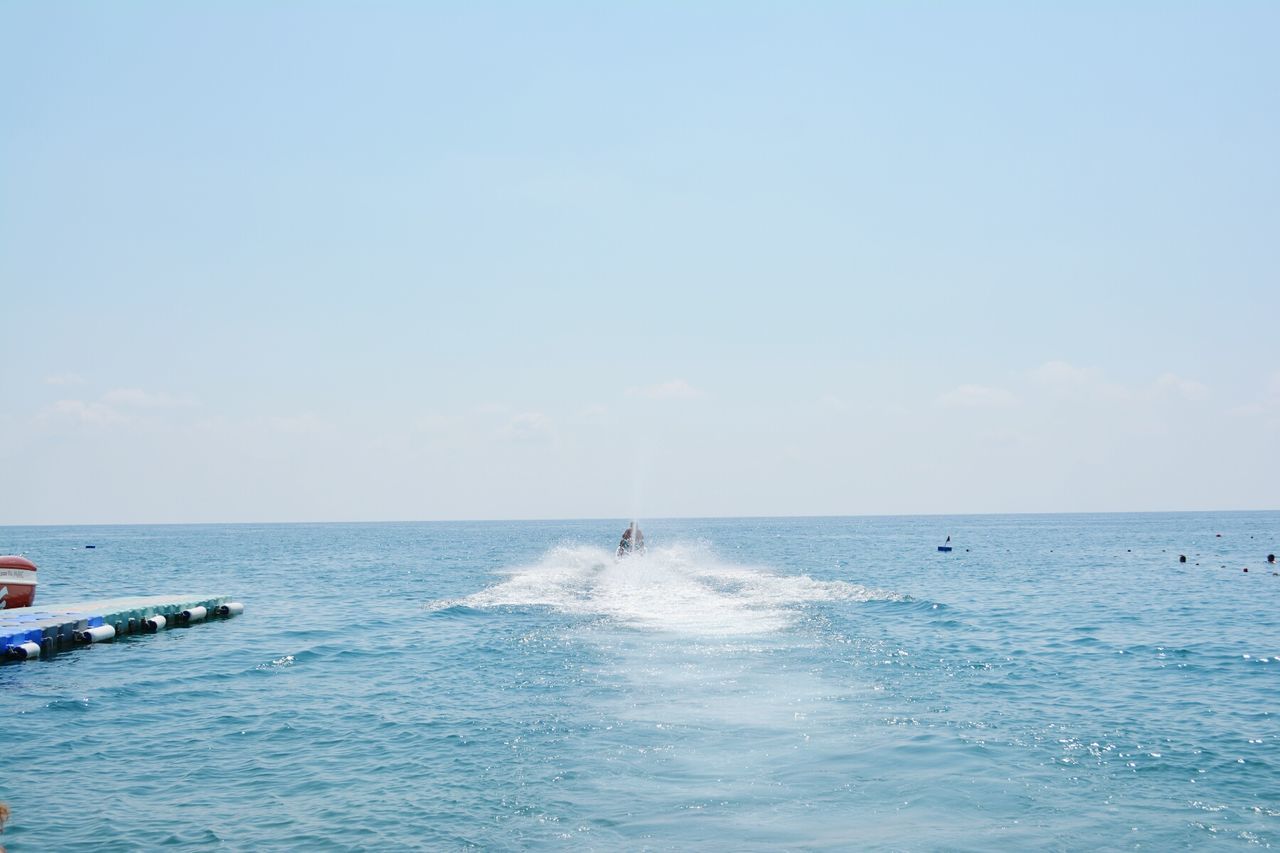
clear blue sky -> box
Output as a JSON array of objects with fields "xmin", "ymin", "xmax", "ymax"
[{"xmin": 2, "ymin": 2, "xmax": 1276, "ymax": 524}]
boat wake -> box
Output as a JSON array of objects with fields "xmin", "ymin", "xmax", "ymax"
[{"xmin": 429, "ymin": 542, "xmax": 902, "ymax": 636}]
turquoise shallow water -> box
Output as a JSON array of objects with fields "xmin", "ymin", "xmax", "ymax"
[{"xmin": 2, "ymin": 513, "xmax": 1278, "ymax": 850}]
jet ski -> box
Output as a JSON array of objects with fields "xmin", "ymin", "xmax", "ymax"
[{"xmin": 616, "ymin": 522, "xmax": 646, "ymax": 558}]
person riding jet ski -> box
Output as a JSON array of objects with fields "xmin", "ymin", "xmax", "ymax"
[{"xmin": 617, "ymin": 522, "xmax": 646, "ymax": 557}]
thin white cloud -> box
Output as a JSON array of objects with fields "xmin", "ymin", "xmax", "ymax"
[
  {"xmin": 937, "ymin": 384, "xmax": 1018, "ymax": 409},
  {"xmin": 102, "ymin": 388, "xmax": 200, "ymax": 408},
  {"xmin": 977, "ymin": 428, "xmax": 1028, "ymax": 448},
  {"xmin": 818, "ymin": 393, "xmax": 851, "ymax": 412},
  {"xmin": 626, "ymin": 379, "xmax": 703, "ymax": 400},
  {"xmin": 413, "ymin": 413, "xmax": 454, "ymax": 432},
  {"xmin": 1149, "ymin": 373, "xmax": 1208, "ymax": 401},
  {"xmin": 1032, "ymin": 362, "xmax": 1208, "ymax": 404},
  {"xmin": 819, "ymin": 394, "xmax": 911, "ymax": 417},
  {"xmin": 499, "ymin": 411, "xmax": 553, "ymax": 441},
  {"xmin": 1229, "ymin": 370, "xmax": 1280, "ymax": 419},
  {"xmin": 1031, "ymin": 360, "xmax": 1131, "ymax": 400},
  {"xmin": 41, "ymin": 399, "xmax": 129, "ymax": 426},
  {"xmin": 266, "ymin": 413, "xmax": 332, "ymax": 435},
  {"xmin": 1032, "ymin": 360, "xmax": 1098, "ymax": 387},
  {"xmin": 34, "ymin": 387, "xmax": 200, "ymax": 428}
]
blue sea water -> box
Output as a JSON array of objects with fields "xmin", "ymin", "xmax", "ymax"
[{"xmin": 2, "ymin": 513, "xmax": 1278, "ymax": 850}]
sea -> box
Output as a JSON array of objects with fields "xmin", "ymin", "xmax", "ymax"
[{"xmin": 2, "ymin": 513, "xmax": 1278, "ymax": 850}]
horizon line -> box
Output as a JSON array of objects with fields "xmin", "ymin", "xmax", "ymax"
[{"xmin": 2, "ymin": 507, "xmax": 1277, "ymax": 529}]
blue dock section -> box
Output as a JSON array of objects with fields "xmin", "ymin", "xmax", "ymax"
[{"xmin": 1, "ymin": 595, "xmax": 244, "ymax": 662}]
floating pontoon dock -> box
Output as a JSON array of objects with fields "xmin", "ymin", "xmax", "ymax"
[{"xmin": 0, "ymin": 595, "xmax": 244, "ymax": 662}]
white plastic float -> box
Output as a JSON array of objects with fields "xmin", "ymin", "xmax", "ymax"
[
  {"xmin": 77, "ymin": 624, "xmax": 116, "ymax": 644},
  {"xmin": 1, "ymin": 595, "xmax": 245, "ymax": 663}
]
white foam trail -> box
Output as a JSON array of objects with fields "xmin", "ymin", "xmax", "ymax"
[{"xmin": 430, "ymin": 542, "xmax": 901, "ymax": 637}]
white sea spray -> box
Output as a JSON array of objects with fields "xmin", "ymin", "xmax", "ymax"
[{"xmin": 429, "ymin": 541, "xmax": 902, "ymax": 636}]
